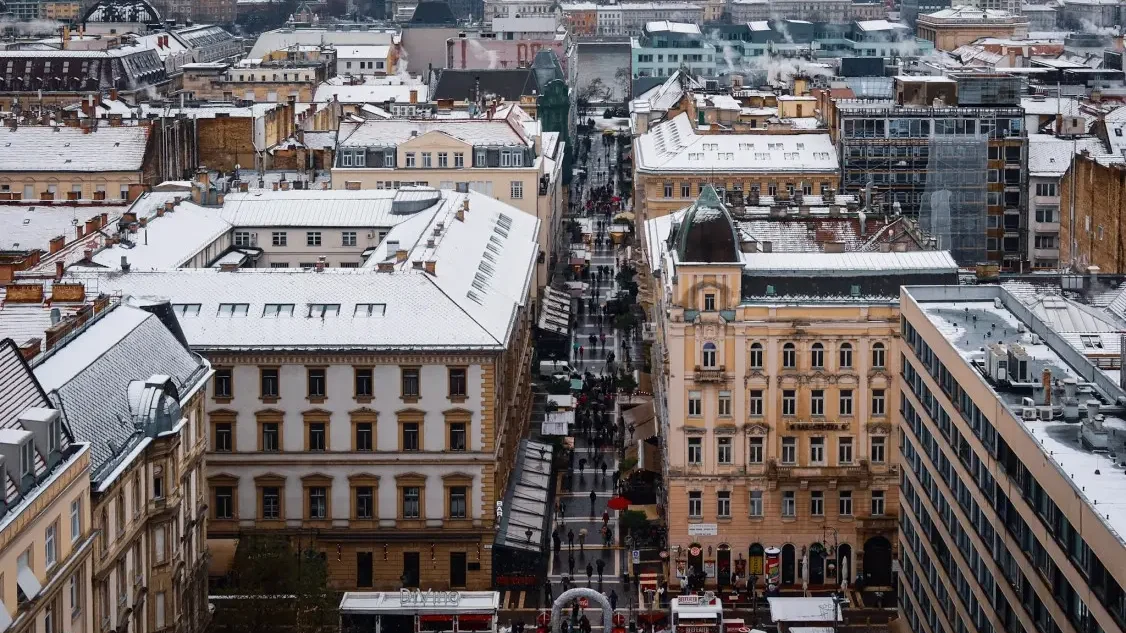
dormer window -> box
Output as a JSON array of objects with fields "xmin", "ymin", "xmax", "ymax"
[
  {"xmin": 702, "ymin": 342, "xmax": 717, "ymax": 368},
  {"xmin": 48, "ymin": 418, "xmax": 59, "ymax": 454},
  {"xmin": 20, "ymin": 440, "xmax": 34, "ymax": 478}
]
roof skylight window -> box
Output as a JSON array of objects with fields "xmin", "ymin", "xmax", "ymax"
[
  {"xmin": 216, "ymin": 303, "xmax": 249, "ymax": 317},
  {"xmin": 173, "ymin": 303, "xmax": 201, "ymax": 317},
  {"xmin": 308, "ymin": 304, "xmax": 341, "ymax": 318},
  {"xmin": 354, "ymin": 303, "xmax": 387, "ymax": 317},
  {"xmin": 262, "ymin": 303, "xmax": 295, "ymax": 318}
]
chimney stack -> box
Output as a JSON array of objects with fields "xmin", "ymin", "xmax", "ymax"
[
  {"xmin": 424, "ymin": 260, "xmax": 436, "ymax": 275},
  {"xmin": 1042, "ymin": 367, "xmax": 1052, "ymax": 406},
  {"xmin": 18, "ymin": 338, "xmax": 41, "ymax": 360},
  {"xmin": 55, "ymin": 261, "xmax": 64, "ymax": 280},
  {"xmin": 49, "ymin": 235, "xmax": 65, "ymax": 254},
  {"xmin": 395, "ymin": 249, "xmax": 408, "ymax": 263}
]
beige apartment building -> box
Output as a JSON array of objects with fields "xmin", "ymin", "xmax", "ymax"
[
  {"xmin": 332, "ymin": 113, "xmax": 566, "ymax": 289},
  {"xmin": 643, "ymin": 186, "xmax": 957, "ymax": 591},
  {"xmin": 0, "ymin": 340, "xmax": 94, "ymax": 633},
  {"xmin": 181, "ymin": 61, "xmax": 328, "ymax": 103},
  {"xmin": 632, "ymin": 113, "xmax": 841, "ymax": 225},
  {"xmin": 0, "ymin": 126, "xmax": 154, "ymax": 203},
  {"xmin": 898, "ymin": 285, "xmax": 1126, "ymax": 633}
]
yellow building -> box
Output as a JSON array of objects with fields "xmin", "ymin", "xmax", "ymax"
[
  {"xmin": 0, "ymin": 126, "xmax": 153, "ymax": 202},
  {"xmin": 0, "ymin": 340, "xmax": 94, "ymax": 633},
  {"xmin": 915, "ymin": 7, "xmax": 1029, "ymax": 51},
  {"xmin": 41, "ymin": 1, "xmax": 81, "ymax": 19},
  {"xmin": 642, "ymin": 186, "xmax": 957, "ymax": 591},
  {"xmin": 632, "ymin": 113, "xmax": 841, "ymax": 224}
]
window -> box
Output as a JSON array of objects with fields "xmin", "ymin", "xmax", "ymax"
[
  {"xmin": 355, "ymin": 487, "xmax": 374, "ymax": 519},
  {"xmin": 810, "ymin": 343, "xmax": 824, "ymax": 368},
  {"xmin": 402, "ymin": 486, "xmax": 421, "ymax": 518},
  {"xmin": 871, "ymin": 490, "xmax": 885, "ymax": 516},
  {"xmin": 681, "ymin": 183, "xmax": 691, "ymax": 197},
  {"xmin": 839, "ymin": 490, "xmax": 853, "ymax": 516},
  {"xmin": 717, "ymin": 437, "xmax": 732, "ymax": 464},
  {"xmin": 308, "ymin": 422, "xmax": 326, "ymax": 451},
  {"xmin": 307, "ymin": 368, "xmax": 326, "ymax": 398},
  {"xmin": 173, "ymin": 303, "xmax": 201, "ymax": 317},
  {"xmin": 701, "ymin": 342, "xmax": 717, "ymax": 368},
  {"xmin": 839, "ymin": 389, "xmax": 853, "ymax": 416},
  {"xmin": 871, "ymin": 342, "xmax": 885, "ymax": 368},
  {"xmin": 511, "ymin": 181, "xmax": 523, "ymax": 199},
  {"xmin": 306, "ymin": 231, "xmax": 322, "ymax": 246},
  {"xmin": 272, "ymin": 231, "xmax": 287, "ymax": 246},
  {"xmin": 217, "ymin": 303, "xmax": 249, "ymax": 317},
  {"xmin": 717, "ymin": 491, "xmax": 731, "ymax": 518},
  {"xmin": 307, "ymin": 303, "xmax": 340, "ymax": 318},
  {"xmin": 688, "ymin": 491, "xmax": 702, "ymax": 518},
  {"xmin": 214, "ymin": 422, "xmax": 232, "ymax": 452},
  {"xmin": 871, "ymin": 436, "xmax": 886, "ymax": 463},
  {"xmin": 810, "ymin": 437, "xmax": 826, "ymax": 464},
  {"xmin": 1035, "ymin": 234, "xmax": 1057, "ymax": 249},
  {"xmin": 406, "ymin": 152, "xmax": 416, "ymax": 167},
  {"xmin": 1035, "ymin": 206, "xmax": 1058, "ymax": 223},
  {"xmin": 422, "ymin": 153, "xmax": 432, "ymax": 168},
  {"xmin": 871, "ymin": 389, "xmax": 886, "ymax": 416},
  {"xmin": 839, "ymin": 343, "xmax": 853, "ymax": 368},
  {"xmin": 748, "ymin": 390, "xmax": 763, "ymax": 416},
  {"xmin": 44, "ymin": 600, "xmax": 54, "ymax": 633},
  {"xmin": 735, "ymin": 437, "xmax": 759, "ymax": 467},
  {"xmin": 45, "ymin": 522, "xmax": 57, "ymax": 569},
  {"xmin": 309, "ymin": 487, "xmax": 327, "ymax": 519},
  {"xmin": 1035, "ymin": 182, "xmax": 1057, "ymax": 197},
  {"xmin": 749, "ymin": 490, "xmax": 763, "ymax": 516},
  {"xmin": 401, "ymin": 367, "xmax": 420, "ymax": 398},
  {"xmin": 438, "ymin": 152, "xmax": 448, "ymax": 168},
  {"xmin": 687, "ymin": 437, "xmax": 702, "ymax": 464},
  {"xmin": 454, "ymin": 152, "xmax": 465, "ymax": 167},
  {"xmin": 810, "ymin": 491, "xmax": 824, "ymax": 516},
  {"xmin": 355, "ymin": 422, "xmax": 373, "ymax": 451},
  {"xmin": 782, "ymin": 343, "xmax": 796, "ymax": 368},
  {"xmin": 448, "ymin": 421, "xmax": 466, "ymax": 450},
  {"xmin": 782, "ymin": 491, "xmax": 795, "ymax": 517},
  {"xmin": 664, "ymin": 182, "xmax": 673, "ymax": 198},
  {"xmin": 342, "ymin": 231, "xmax": 357, "ymax": 247},
  {"xmin": 449, "ymin": 486, "xmax": 467, "ymax": 518},
  {"xmin": 155, "ymin": 593, "xmax": 166, "ymax": 630},
  {"xmin": 69, "ymin": 572, "xmax": 81, "ymax": 618},
  {"xmin": 838, "ymin": 437, "xmax": 853, "ymax": 464},
  {"xmin": 704, "ymin": 293, "xmax": 716, "ymax": 311},
  {"xmin": 212, "ymin": 368, "xmax": 233, "ymax": 400},
  {"xmin": 749, "ymin": 343, "xmax": 763, "ymax": 368},
  {"xmin": 70, "ymin": 499, "xmax": 80, "ymax": 543},
  {"xmin": 355, "ymin": 368, "xmax": 373, "ymax": 398},
  {"xmin": 781, "ymin": 437, "xmax": 796, "ymax": 464},
  {"xmin": 262, "ymin": 423, "xmax": 279, "ymax": 452},
  {"xmin": 782, "ymin": 390, "xmax": 796, "ymax": 416},
  {"xmin": 354, "ymin": 303, "xmax": 386, "ymax": 317},
  {"xmin": 717, "ymin": 391, "xmax": 731, "ymax": 417},
  {"xmin": 234, "ymin": 231, "xmax": 256, "ymax": 247},
  {"xmin": 215, "ymin": 487, "xmax": 234, "ymax": 519},
  {"xmin": 688, "ymin": 391, "xmax": 702, "ymax": 416},
  {"xmin": 810, "ymin": 389, "xmax": 824, "ymax": 416},
  {"xmin": 262, "ymin": 488, "xmax": 280, "ymax": 520},
  {"xmin": 262, "ymin": 303, "xmax": 294, "ymax": 318},
  {"xmin": 448, "ymin": 368, "xmax": 467, "ymax": 398}
]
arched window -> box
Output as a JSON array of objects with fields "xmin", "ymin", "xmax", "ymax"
[
  {"xmin": 810, "ymin": 343, "xmax": 824, "ymax": 369},
  {"xmin": 749, "ymin": 342, "xmax": 763, "ymax": 369},
  {"xmin": 782, "ymin": 342, "xmax": 796, "ymax": 369},
  {"xmin": 839, "ymin": 343, "xmax": 853, "ymax": 368},
  {"xmin": 871, "ymin": 342, "xmax": 886, "ymax": 369},
  {"xmin": 702, "ymin": 342, "xmax": 717, "ymax": 368}
]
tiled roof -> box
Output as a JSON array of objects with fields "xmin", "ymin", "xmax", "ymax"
[
  {"xmin": 32, "ymin": 303, "xmax": 209, "ymax": 479},
  {"xmin": 0, "ymin": 126, "xmax": 149, "ymax": 173}
]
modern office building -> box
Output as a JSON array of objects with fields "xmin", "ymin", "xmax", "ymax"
[
  {"xmin": 898, "ymin": 284, "xmax": 1126, "ymax": 633},
  {"xmin": 643, "ymin": 184, "xmax": 957, "ymax": 593}
]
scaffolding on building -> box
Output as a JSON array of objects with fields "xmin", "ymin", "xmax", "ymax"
[{"xmin": 920, "ymin": 134, "xmax": 989, "ymax": 266}]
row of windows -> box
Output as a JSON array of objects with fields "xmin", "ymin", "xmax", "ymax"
[
  {"xmin": 232, "ymin": 230, "xmax": 362, "ymax": 248},
  {"xmin": 685, "ymin": 434, "xmax": 886, "ymax": 466},
  {"xmin": 686, "ymin": 488, "xmax": 885, "ymax": 519},
  {"xmin": 686, "ymin": 387, "xmax": 886, "ymax": 418},
  {"xmin": 743, "ymin": 341, "xmax": 886, "ymax": 371},
  {"xmin": 212, "ymin": 416, "xmax": 468, "ymax": 453},
  {"xmin": 657, "ymin": 181, "xmax": 835, "ymax": 201},
  {"xmin": 211, "ymin": 481, "xmax": 469, "ymax": 522},
  {"xmin": 212, "ymin": 366, "xmax": 467, "ymax": 401},
  {"xmin": 0, "ymin": 183, "xmax": 131, "ymax": 200},
  {"xmin": 901, "ymin": 317, "xmax": 1126, "ymax": 631}
]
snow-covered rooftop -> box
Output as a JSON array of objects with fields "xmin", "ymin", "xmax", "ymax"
[
  {"xmin": 742, "ymin": 251, "xmax": 956, "ymax": 275},
  {"xmin": 313, "ymin": 82, "xmax": 428, "ymax": 104},
  {"xmin": 0, "ymin": 203, "xmax": 129, "ymax": 252},
  {"xmin": 635, "ymin": 112, "xmax": 837, "ymax": 174},
  {"xmin": 337, "ymin": 117, "xmax": 530, "ymax": 149},
  {"xmin": 644, "ymin": 20, "xmax": 700, "ymax": 35},
  {"xmin": 767, "ymin": 597, "xmax": 842, "ymax": 623},
  {"xmin": 0, "ymin": 126, "xmax": 149, "ymax": 173},
  {"xmin": 855, "ymin": 19, "xmax": 910, "ymax": 31},
  {"xmin": 63, "ymin": 189, "xmax": 538, "ymax": 351},
  {"xmin": 334, "ymin": 45, "xmax": 392, "ymax": 59},
  {"xmin": 138, "ymin": 102, "xmax": 281, "ymax": 119},
  {"xmin": 1027, "ymin": 133, "xmax": 1107, "ymax": 178}
]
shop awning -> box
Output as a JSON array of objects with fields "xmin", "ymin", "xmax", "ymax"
[
  {"xmin": 538, "ymin": 287, "xmax": 572, "ymax": 336},
  {"xmin": 495, "ymin": 440, "xmax": 554, "ymax": 553},
  {"xmin": 542, "ymin": 409, "xmax": 573, "ymax": 436},
  {"xmin": 623, "ymin": 402, "xmax": 655, "ymax": 440},
  {"xmin": 208, "ymin": 538, "xmax": 239, "ymax": 577}
]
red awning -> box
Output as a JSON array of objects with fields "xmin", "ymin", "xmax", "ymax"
[
  {"xmin": 458, "ymin": 615, "xmax": 493, "ymax": 623},
  {"xmin": 420, "ymin": 616, "xmax": 455, "ymax": 623}
]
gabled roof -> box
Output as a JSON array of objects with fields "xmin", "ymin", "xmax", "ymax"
[
  {"xmin": 337, "ymin": 116, "xmax": 530, "ymax": 148},
  {"xmin": 0, "ymin": 126, "xmax": 149, "ymax": 173}
]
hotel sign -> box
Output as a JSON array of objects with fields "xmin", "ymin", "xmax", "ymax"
[{"xmin": 785, "ymin": 421, "xmax": 849, "ymax": 431}]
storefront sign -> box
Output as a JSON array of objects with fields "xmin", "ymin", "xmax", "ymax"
[
  {"xmin": 400, "ymin": 589, "xmax": 461, "ymax": 606},
  {"xmin": 679, "ymin": 626, "xmax": 714, "ymax": 633},
  {"xmin": 676, "ymin": 595, "xmax": 700, "ymax": 606},
  {"xmin": 687, "ymin": 523, "xmax": 718, "ymax": 536}
]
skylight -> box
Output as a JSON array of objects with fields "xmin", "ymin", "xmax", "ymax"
[
  {"xmin": 173, "ymin": 303, "xmax": 201, "ymax": 317},
  {"xmin": 308, "ymin": 304, "xmax": 341, "ymax": 318},
  {"xmin": 216, "ymin": 303, "xmax": 249, "ymax": 317},
  {"xmin": 262, "ymin": 303, "xmax": 295, "ymax": 318},
  {"xmin": 354, "ymin": 303, "xmax": 387, "ymax": 317}
]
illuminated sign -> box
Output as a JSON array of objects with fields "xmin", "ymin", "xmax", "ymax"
[{"xmin": 400, "ymin": 589, "xmax": 462, "ymax": 606}]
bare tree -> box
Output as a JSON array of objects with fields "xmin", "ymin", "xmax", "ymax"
[{"xmin": 614, "ymin": 67, "xmax": 632, "ymax": 102}]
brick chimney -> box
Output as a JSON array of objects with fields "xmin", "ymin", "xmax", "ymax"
[
  {"xmin": 4, "ymin": 284, "xmax": 44, "ymax": 303},
  {"xmin": 49, "ymin": 235, "xmax": 65, "ymax": 254},
  {"xmin": 18, "ymin": 338, "xmax": 41, "ymax": 360},
  {"xmin": 55, "ymin": 261, "xmax": 65, "ymax": 280},
  {"xmin": 410, "ymin": 89, "xmax": 418, "ymax": 104},
  {"xmin": 395, "ymin": 249, "xmax": 408, "ymax": 263},
  {"xmin": 85, "ymin": 217, "xmax": 99, "ymax": 235},
  {"xmin": 376, "ymin": 262, "xmax": 394, "ymax": 272},
  {"xmin": 76, "ymin": 225, "xmax": 84, "ymax": 239},
  {"xmin": 44, "ymin": 318, "xmax": 74, "ymax": 351},
  {"xmin": 424, "ymin": 260, "xmax": 436, "ymax": 275}
]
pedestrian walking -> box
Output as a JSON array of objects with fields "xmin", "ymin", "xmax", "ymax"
[
  {"xmin": 600, "ymin": 461, "xmax": 608, "ymax": 481},
  {"xmin": 544, "ymin": 580, "xmax": 554, "ymax": 603},
  {"xmin": 595, "ymin": 558, "xmax": 605, "ymax": 583},
  {"xmin": 569, "ymin": 553, "xmax": 576, "ymax": 576},
  {"xmin": 567, "ymin": 528, "xmax": 575, "ymax": 551},
  {"xmin": 609, "ymin": 589, "xmax": 618, "ymax": 612},
  {"xmin": 612, "ymin": 470, "xmax": 620, "ymax": 491},
  {"xmin": 590, "ymin": 489, "xmax": 597, "ymax": 517},
  {"xmin": 578, "ymin": 528, "xmax": 587, "ymax": 552},
  {"xmin": 602, "ymin": 510, "xmax": 610, "ymax": 527},
  {"xmin": 579, "ymin": 346, "xmax": 585, "ymax": 361},
  {"xmin": 553, "ymin": 528, "xmax": 561, "ymax": 556},
  {"xmin": 560, "ymin": 498, "xmax": 567, "ymax": 519},
  {"xmin": 586, "ymin": 563, "xmax": 594, "ymax": 586},
  {"xmin": 578, "ymin": 458, "xmax": 586, "ymax": 478}
]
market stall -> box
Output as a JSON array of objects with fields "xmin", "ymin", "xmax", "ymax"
[
  {"xmin": 338, "ymin": 591, "xmax": 500, "ymax": 633},
  {"xmin": 671, "ymin": 595, "xmax": 724, "ymax": 633}
]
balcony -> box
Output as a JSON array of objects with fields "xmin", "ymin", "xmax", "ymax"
[
  {"xmin": 692, "ymin": 365, "xmax": 729, "ymax": 383},
  {"xmin": 767, "ymin": 459, "xmax": 871, "ymax": 483}
]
